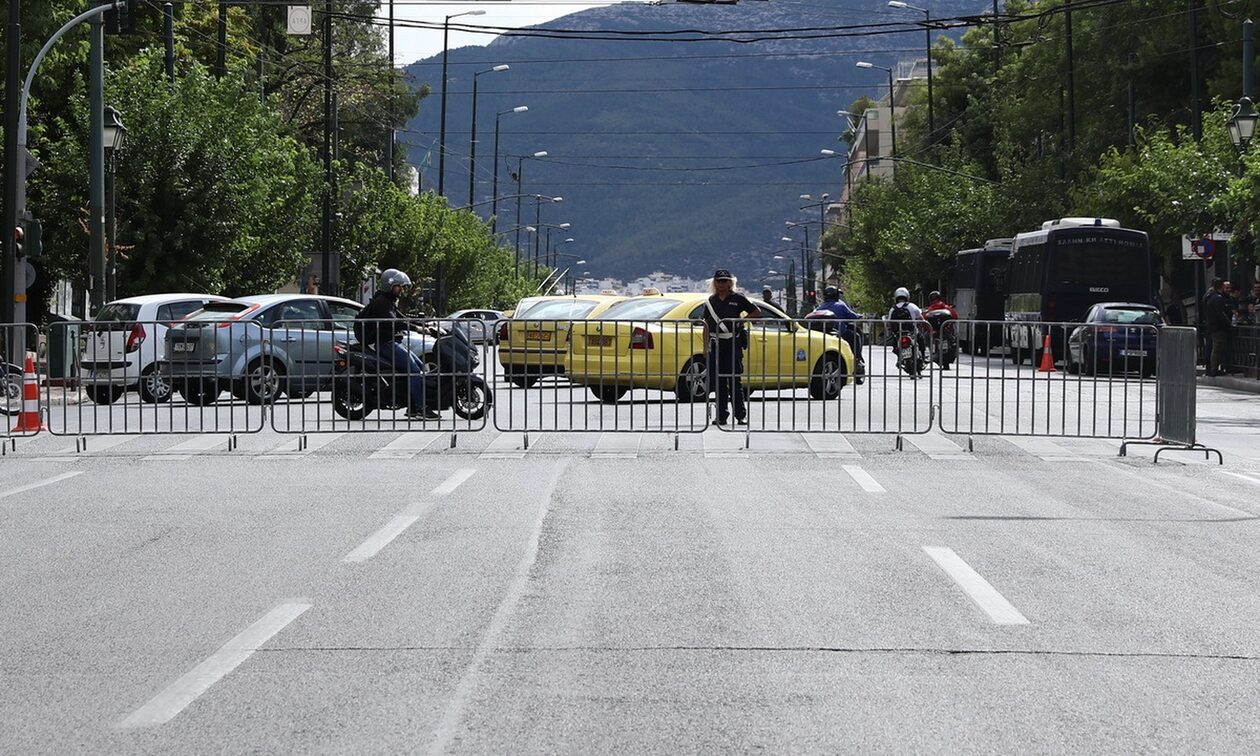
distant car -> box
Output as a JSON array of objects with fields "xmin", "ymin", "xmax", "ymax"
[
  {"xmin": 445, "ymin": 309, "xmax": 505, "ymax": 345},
  {"xmin": 1066, "ymin": 302, "xmax": 1163, "ymax": 377},
  {"xmin": 78, "ymin": 293, "xmax": 229, "ymax": 404}
]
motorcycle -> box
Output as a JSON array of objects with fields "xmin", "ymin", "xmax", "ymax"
[
  {"xmin": 893, "ymin": 328, "xmax": 926, "ymax": 378},
  {"xmin": 332, "ymin": 324, "xmax": 491, "ymax": 421},
  {"xmin": 803, "ymin": 311, "xmax": 866, "ymax": 385},
  {"xmin": 923, "ymin": 307, "xmax": 959, "ymax": 370}
]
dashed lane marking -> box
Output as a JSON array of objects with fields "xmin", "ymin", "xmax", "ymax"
[
  {"xmin": 923, "ymin": 546, "xmax": 1029, "ymax": 625},
  {"xmin": 0, "ymin": 470, "xmax": 84, "ymax": 500},
  {"xmin": 432, "ymin": 469, "xmax": 476, "ymax": 496},
  {"xmin": 842, "ymin": 464, "xmax": 886, "ymax": 493},
  {"xmin": 117, "ymin": 601, "xmax": 311, "ymax": 728}
]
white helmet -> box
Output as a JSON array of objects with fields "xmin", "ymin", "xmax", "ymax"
[
  {"xmin": 381, "ymin": 268, "xmax": 412, "ymax": 289},
  {"xmin": 894, "ymin": 287, "xmax": 910, "ymax": 301}
]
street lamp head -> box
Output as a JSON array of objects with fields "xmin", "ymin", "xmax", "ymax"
[
  {"xmin": 466, "ymin": 10, "xmax": 486, "ymax": 16},
  {"xmin": 773, "ymin": 255, "xmax": 785, "ymax": 260},
  {"xmin": 856, "ymin": 61, "xmax": 875, "ymax": 69},
  {"xmin": 564, "ymin": 237, "xmax": 575, "ymax": 242},
  {"xmin": 1229, "ymin": 96, "xmax": 1259, "ymax": 150},
  {"xmin": 822, "ymin": 193, "xmax": 830, "ymax": 200},
  {"xmin": 532, "ymin": 151, "xmax": 548, "ymax": 157},
  {"xmin": 888, "ymin": 1, "xmax": 909, "ymax": 8},
  {"xmin": 799, "ymin": 194, "xmax": 812, "ymax": 200},
  {"xmin": 574, "ymin": 259, "xmax": 586, "ymax": 265},
  {"xmin": 526, "ymin": 226, "xmax": 537, "ymax": 233},
  {"xmin": 103, "ymin": 105, "xmax": 127, "ymax": 152},
  {"xmin": 558, "ymin": 223, "xmax": 571, "ymax": 229},
  {"xmin": 551, "ymin": 196, "xmax": 563, "ymax": 202},
  {"xmin": 493, "ymin": 64, "xmax": 510, "ymax": 72},
  {"xmin": 781, "ymin": 236, "xmax": 793, "ymax": 242},
  {"xmin": 820, "ymin": 149, "xmax": 837, "ymax": 156},
  {"xmin": 513, "ymin": 106, "xmax": 529, "ymax": 113}
]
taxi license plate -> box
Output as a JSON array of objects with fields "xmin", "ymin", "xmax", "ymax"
[
  {"xmin": 1119, "ymin": 349, "xmax": 1148, "ymax": 357},
  {"xmin": 525, "ymin": 330, "xmax": 552, "ymax": 342},
  {"xmin": 172, "ymin": 342, "xmax": 194, "ymax": 353},
  {"xmin": 586, "ymin": 335, "xmax": 614, "ymax": 347}
]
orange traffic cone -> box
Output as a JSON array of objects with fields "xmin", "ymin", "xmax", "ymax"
[
  {"xmin": 11, "ymin": 354, "xmax": 47, "ymax": 432},
  {"xmin": 1037, "ymin": 333, "xmax": 1056, "ymax": 373}
]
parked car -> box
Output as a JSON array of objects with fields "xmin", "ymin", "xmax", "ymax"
[
  {"xmin": 78, "ymin": 293, "xmax": 229, "ymax": 404},
  {"xmin": 497, "ymin": 295, "xmax": 625, "ymax": 388},
  {"xmin": 444, "ymin": 309, "xmax": 505, "ymax": 345},
  {"xmin": 1066, "ymin": 302, "xmax": 1163, "ymax": 377},
  {"xmin": 565, "ymin": 293, "xmax": 854, "ymax": 403},
  {"xmin": 163, "ymin": 294, "xmax": 366, "ymax": 405}
]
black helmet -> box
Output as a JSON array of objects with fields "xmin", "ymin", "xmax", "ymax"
[
  {"xmin": 928, "ymin": 290, "xmax": 943, "ymax": 302},
  {"xmin": 823, "ymin": 285, "xmax": 841, "ymax": 301}
]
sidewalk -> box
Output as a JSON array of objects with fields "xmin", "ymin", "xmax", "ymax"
[{"xmin": 1197, "ymin": 372, "xmax": 1260, "ymax": 394}]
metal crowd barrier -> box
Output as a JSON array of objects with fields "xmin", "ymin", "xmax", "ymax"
[
  {"xmin": 494, "ymin": 318, "xmax": 710, "ymax": 433},
  {"xmin": 3, "ymin": 323, "xmax": 41, "ymax": 443},
  {"xmin": 939, "ymin": 319, "xmax": 1159, "ymax": 439},
  {"xmin": 45, "ymin": 319, "xmax": 267, "ymax": 437},
  {"xmin": 1121, "ymin": 326, "xmax": 1221, "ymax": 462},
  {"xmin": 1226, "ymin": 325, "xmax": 1260, "ymax": 378},
  {"xmin": 268, "ymin": 318, "xmax": 492, "ymax": 437}
]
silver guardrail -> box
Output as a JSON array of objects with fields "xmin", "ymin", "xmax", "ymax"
[
  {"xmin": 1121, "ymin": 326, "xmax": 1222, "ymax": 463},
  {"xmin": 3, "ymin": 323, "xmax": 41, "ymax": 443},
  {"xmin": 45, "ymin": 319, "xmax": 267, "ymax": 436},
  {"xmin": 939, "ymin": 319, "xmax": 1158, "ymax": 439},
  {"xmin": 268, "ymin": 318, "xmax": 492, "ymax": 435}
]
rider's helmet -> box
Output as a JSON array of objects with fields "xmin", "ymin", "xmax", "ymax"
[
  {"xmin": 928, "ymin": 290, "xmax": 943, "ymax": 304},
  {"xmin": 894, "ymin": 286, "xmax": 910, "ymax": 302},
  {"xmin": 823, "ymin": 285, "xmax": 841, "ymax": 302},
  {"xmin": 381, "ymin": 268, "xmax": 412, "ymax": 289}
]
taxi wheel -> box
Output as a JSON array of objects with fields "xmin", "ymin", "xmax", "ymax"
[
  {"xmin": 85, "ymin": 385, "xmax": 124, "ymax": 405},
  {"xmin": 809, "ymin": 354, "xmax": 844, "ymax": 400},
  {"xmin": 508, "ymin": 374, "xmax": 539, "ymax": 389},
  {"xmin": 675, "ymin": 357, "xmax": 708, "ymax": 402},
  {"xmin": 591, "ymin": 384, "xmax": 627, "ymax": 404}
]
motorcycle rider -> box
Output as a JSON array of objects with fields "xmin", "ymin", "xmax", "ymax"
[
  {"xmin": 923, "ymin": 290, "xmax": 958, "ymax": 320},
  {"xmin": 885, "ymin": 286, "xmax": 928, "ymax": 360},
  {"xmin": 922, "ymin": 290, "xmax": 959, "ymax": 369},
  {"xmin": 355, "ymin": 269, "xmax": 440, "ymax": 420},
  {"xmin": 812, "ymin": 286, "xmax": 865, "ymax": 383}
]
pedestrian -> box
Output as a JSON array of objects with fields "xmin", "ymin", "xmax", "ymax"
[
  {"xmin": 1246, "ymin": 281, "xmax": 1260, "ymax": 325},
  {"xmin": 1203, "ymin": 278, "xmax": 1232, "ymax": 376},
  {"xmin": 703, "ymin": 269, "xmax": 761, "ymax": 426},
  {"xmin": 762, "ymin": 287, "xmax": 775, "ymax": 306}
]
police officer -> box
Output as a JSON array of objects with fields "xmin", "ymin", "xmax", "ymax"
[{"xmin": 702, "ymin": 269, "xmax": 760, "ymax": 426}]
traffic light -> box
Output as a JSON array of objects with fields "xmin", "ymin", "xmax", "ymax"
[
  {"xmin": 806, "ymin": 290, "xmax": 817, "ymax": 307},
  {"xmin": 24, "ymin": 218, "xmax": 43, "ymax": 260},
  {"xmin": 13, "ymin": 226, "xmax": 24, "ymax": 259},
  {"xmin": 105, "ymin": 0, "xmax": 135, "ymax": 35}
]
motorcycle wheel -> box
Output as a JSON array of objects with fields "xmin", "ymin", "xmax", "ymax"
[
  {"xmin": 332, "ymin": 382, "xmax": 370, "ymax": 421},
  {"xmin": 452, "ymin": 380, "xmax": 488, "ymax": 420}
]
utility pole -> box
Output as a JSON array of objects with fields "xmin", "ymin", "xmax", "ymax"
[
  {"xmin": 1189, "ymin": 0, "xmax": 1202, "ymax": 141},
  {"xmin": 992, "ymin": 0, "xmax": 1000, "ymax": 75},
  {"xmin": 2, "ymin": 0, "xmax": 21, "ymax": 336},
  {"xmin": 164, "ymin": 2, "xmax": 175, "ymax": 83},
  {"xmin": 1064, "ymin": 0, "xmax": 1076, "ymax": 151},
  {"xmin": 215, "ymin": 1, "xmax": 226, "ymax": 80},
  {"xmin": 437, "ymin": 17, "xmax": 451, "ymax": 196},
  {"xmin": 89, "ymin": 6, "xmax": 107, "ymax": 313},
  {"xmin": 321, "ymin": 4, "xmax": 334, "ymax": 295},
  {"xmin": 386, "ymin": 0, "xmax": 394, "ymax": 180}
]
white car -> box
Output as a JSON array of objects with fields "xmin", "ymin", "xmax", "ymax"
[
  {"xmin": 445, "ymin": 309, "xmax": 505, "ymax": 345},
  {"xmin": 79, "ymin": 293, "xmax": 228, "ymax": 404}
]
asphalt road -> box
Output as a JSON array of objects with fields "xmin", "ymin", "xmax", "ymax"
[{"xmin": 3, "ymin": 352, "xmax": 1259, "ymax": 752}]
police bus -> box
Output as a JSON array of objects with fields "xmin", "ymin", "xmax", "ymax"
[
  {"xmin": 1004, "ymin": 218, "xmax": 1154, "ymax": 363},
  {"xmin": 951, "ymin": 238, "xmax": 1012, "ymax": 355}
]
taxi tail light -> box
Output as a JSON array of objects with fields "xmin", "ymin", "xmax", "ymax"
[
  {"xmin": 125, "ymin": 323, "xmax": 146, "ymax": 353},
  {"xmin": 630, "ymin": 326, "xmax": 654, "ymax": 350}
]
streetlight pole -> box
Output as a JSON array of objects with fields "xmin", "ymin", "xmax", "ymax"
[
  {"xmin": 469, "ymin": 64, "xmax": 509, "ymax": 206},
  {"xmin": 888, "ymin": 2, "xmax": 934, "ymax": 140},
  {"xmin": 513, "ymin": 152, "xmax": 548, "ymax": 274},
  {"xmin": 103, "ymin": 106, "xmax": 126, "ymax": 303},
  {"xmin": 437, "ymin": 9, "xmax": 484, "ymax": 198},
  {"xmin": 856, "ymin": 61, "xmax": 897, "ymax": 160},
  {"xmin": 492, "ymin": 105, "xmax": 528, "ymax": 232}
]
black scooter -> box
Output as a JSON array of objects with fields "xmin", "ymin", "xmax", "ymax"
[{"xmin": 332, "ymin": 325, "xmax": 491, "ymax": 421}]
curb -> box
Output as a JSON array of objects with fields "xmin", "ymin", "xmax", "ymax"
[{"xmin": 1197, "ymin": 374, "xmax": 1260, "ymax": 395}]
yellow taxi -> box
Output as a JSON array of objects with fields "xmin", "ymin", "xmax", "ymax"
[
  {"xmin": 565, "ymin": 293, "xmax": 854, "ymax": 403},
  {"xmin": 497, "ymin": 294, "xmax": 626, "ymax": 387}
]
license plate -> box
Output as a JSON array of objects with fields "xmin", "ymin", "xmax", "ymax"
[
  {"xmin": 586, "ymin": 335, "xmax": 614, "ymax": 347},
  {"xmin": 525, "ymin": 330, "xmax": 552, "ymax": 342},
  {"xmin": 172, "ymin": 342, "xmax": 194, "ymax": 353},
  {"xmin": 1119, "ymin": 349, "xmax": 1148, "ymax": 358}
]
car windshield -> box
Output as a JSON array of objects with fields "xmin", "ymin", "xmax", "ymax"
[
  {"xmin": 517, "ymin": 300, "xmax": 602, "ymax": 319},
  {"xmin": 183, "ymin": 302, "xmax": 251, "ymax": 322},
  {"xmin": 598, "ymin": 299, "xmax": 685, "ymax": 320},
  {"xmin": 92, "ymin": 303, "xmax": 141, "ymax": 329},
  {"xmin": 1101, "ymin": 307, "xmax": 1162, "ymax": 325}
]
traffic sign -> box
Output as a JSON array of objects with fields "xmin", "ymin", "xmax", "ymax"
[{"xmin": 1182, "ymin": 236, "xmax": 1217, "ymax": 261}]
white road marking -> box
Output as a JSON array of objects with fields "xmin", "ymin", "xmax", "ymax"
[
  {"xmin": 1002, "ymin": 436, "xmax": 1089, "ymax": 462},
  {"xmin": 842, "ymin": 464, "xmax": 886, "ymax": 493},
  {"xmin": 923, "ymin": 546, "xmax": 1029, "ymax": 625},
  {"xmin": 903, "ymin": 432, "xmax": 975, "ymax": 460},
  {"xmin": 1221, "ymin": 470, "xmax": 1260, "ymax": 487},
  {"xmin": 369, "ymin": 432, "xmax": 443, "ymax": 460},
  {"xmin": 0, "ymin": 471, "xmax": 84, "ymax": 500},
  {"xmin": 32, "ymin": 435, "xmax": 138, "ymax": 461},
  {"xmin": 432, "ymin": 468, "xmax": 476, "ymax": 496},
  {"xmin": 118, "ymin": 601, "xmax": 311, "ymax": 728},
  {"xmin": 591, "ymin": 433, "xmax": 642, "ymax": 459},
  {"xmin": 802, "ymin": 434, "xmax": 860, "ymax": 459},
  {"xmin": 343, "ymin": 516, "xmax": 421, "ymax": 563},
  {"xmin": 479, "ymin": 433, "xmax": 532, "ymax": 459},
  {"xmin": 429, "ymin": 461, "xmax": 570, "ymax": 755},
  {"xmin": 256, "ymin": 433, "xmax": 344, "ymax": 460},
  {"xmin": 142, "ymin": 435, "xmax": 227, "ymax": 462}
]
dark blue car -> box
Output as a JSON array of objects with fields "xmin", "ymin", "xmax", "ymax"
[{"xmin": 1066, "ymin": 303, "xmax": 1163, "ymax": 377}]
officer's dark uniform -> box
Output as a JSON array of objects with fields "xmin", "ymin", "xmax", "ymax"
[{"xmin": 703, "ymin": 270, "xmax": 760, "ymax": 425}]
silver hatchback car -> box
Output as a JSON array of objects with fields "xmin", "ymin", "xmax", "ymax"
[{"xmin": 163, "ymin": 294, "xmax": 364, "ymax": 405}]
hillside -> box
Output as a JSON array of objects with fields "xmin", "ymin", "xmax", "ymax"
[{"xmin": 402, "ymin": 1, "xmax": 984, "ymax": 281}]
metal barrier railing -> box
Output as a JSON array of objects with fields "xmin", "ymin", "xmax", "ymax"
[
  {"xmin": 268, "ymin": 318, "xmax": 491, "ymax": 436},
  {"xmin": 1120, "ymin": 326, "xmax": 1221, "ymax": 462},
  {"xmin": 1226, "ymin": 325, "xmax": 1260, "ymax": 378},
  {"xmin": 45, "ymin": 319, "xmax": 267, "ymax": 436},
  {"xmin": 494, "ymin": 318, "xmax": 710, "ymax": 433},
  {"xmin": 939, "ymin": 319, "xmax": 1159, "ymax": 439},
  {"xmin": 3, "ymin": 323, "xmax": 41, "ymax": 442}
]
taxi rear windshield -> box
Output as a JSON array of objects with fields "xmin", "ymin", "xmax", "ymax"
[
  {"xmin": 516, "ymin": 300, "xmax": 602, "ymax": 319},
  {"xmin": 598, "ymin": 299, "xmax": 684, "ymax": 320}
]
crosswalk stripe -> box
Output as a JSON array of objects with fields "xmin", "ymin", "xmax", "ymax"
[
  {"xmin": 32, "ymin": 435, "xmax": 138, "ymax": 461},
  {"xmin": 479, "ymin": 432, "xmax": 535, "ymax": 459},
  {"xmin": 256, "ymin": 433, "xmax": 345, "ymax": 460},
  {"xmin": 369, "ymin": 432, "xmax": 443, "ymax": 459},
  {"xmin": 1002, "ymin": 436, "xmax": 1089, "ymax": 462},
  {"xmin": 143, "ymin": 435, "xmax": 228, "ymax": 462},
  {"xmin": 591, "ymin": 433, "xmax": 642, "ymax": 459},
  {"xmin": 702, "ymin": 428, "xmax": 748, "ymax": 458},
  {"xmin": 902, "ymin": 431, "xmax": 975, "ymax": 460},
  {"xmin": 802, "ymin": 433, "xmax": 860, "ymax": 459},
  {"xmin": 842, "ymin": 464, "xmax": 886, "ymax": 493}
]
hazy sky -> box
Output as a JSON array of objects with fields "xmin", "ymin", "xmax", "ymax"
[{"xmin": 390, "ymin": 2, "xmax": 639, "ymax": 66}]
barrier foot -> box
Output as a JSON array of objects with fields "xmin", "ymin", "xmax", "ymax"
[
  {"xmin": 968, "ymin": 436, "xmax": 974, "ymax": 453},
  {"xmin": 674, "ymin": 433, "xmax": 679, "ymax": 451},
  {"xmin": 450, "ymin": 432, "xmax": 458, "ymax": 449},
  {"xmin": 523, "ymin": 433, "xmax": 530, "ymax": 450},
  {"xmin": 1120, "ymin": 438, "xmax": 1223, "ymax": 465},
  {"xmin": 895, "ymin": 435, "xmax": 904, "ymax": 452}
]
